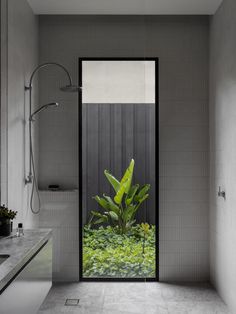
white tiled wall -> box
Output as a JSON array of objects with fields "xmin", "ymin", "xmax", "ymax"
[
  {"xmin": 39, "ymin": 190, "xmax": 79, "ymax": 281},
  {"xmin": 210, "ymin": 0, "xmax": 236, "ymax": 312},
  {"xmin": 1, "ymin": 0, "xmax": 39, "ymax": 228},
  {"xmin": 39, "ymin": 16, "xmax": 209, "ymax": 281}
]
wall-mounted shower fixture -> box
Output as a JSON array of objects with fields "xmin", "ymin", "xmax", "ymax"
[
  {"xmin": 30, "ymin": 102, "xmax": 59, "ymax": 121},
  {"xmin": 25, "ymin": 62, "xmax": 81, "ymax": 214},
  {"xmin": 218, "ymin": 186, "xmax": 226, "ymax": 199}
]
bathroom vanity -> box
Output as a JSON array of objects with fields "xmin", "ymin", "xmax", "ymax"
[{"xmin": 0, "ymin": 229, "xmax": 52, "ymax": 314}]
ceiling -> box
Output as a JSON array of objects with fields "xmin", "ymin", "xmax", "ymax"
[{"xmin": 27, "ymin": 0, "xmax": 223, "ymax": 15}]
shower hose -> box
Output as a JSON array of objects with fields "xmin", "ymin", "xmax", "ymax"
[{"xmin": 29, "ymin": 125, "xmax": 41, "ymax": 214}]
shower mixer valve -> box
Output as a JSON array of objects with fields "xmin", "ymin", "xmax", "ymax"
[
  {"xmin": 25, "ymin": 174, "xmax": 33, "ymax": 184},
  {"xmin": 218, "ymin": 186, "xmax": 226, "ymax": 199}
]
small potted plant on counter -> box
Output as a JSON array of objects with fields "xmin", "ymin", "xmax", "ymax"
[{"xmin": 0, "ymin": 204, "xmax": 17, "ymax": 236}]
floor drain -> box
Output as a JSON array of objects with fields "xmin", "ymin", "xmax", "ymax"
[{"xmin": 65, "ymin": 299, "xmax": 80, "ymax": 306}]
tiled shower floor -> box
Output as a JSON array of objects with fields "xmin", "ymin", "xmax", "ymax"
[{"xmin": 38, "ymin": 282, "xmax": 230, "ymax": 314}]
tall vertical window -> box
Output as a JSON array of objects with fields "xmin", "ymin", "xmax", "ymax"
[{"xmin": 79, "ymin": 59, "xmax": 158, "ymax": 281}]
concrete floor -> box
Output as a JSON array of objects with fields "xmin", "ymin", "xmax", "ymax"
[{"xmin": 38, "ymin": 282, "xmax": 230, "ymax": 314}]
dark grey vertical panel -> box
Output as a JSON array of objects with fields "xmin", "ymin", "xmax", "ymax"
[
  {"xmin": 98, "ymin": 104, "xmax": 111, "ymax": 197},
  {"xmin": 145, "ymin": 105, "xmax": 150, "ymax": 223},
  {"xmin": 85, "ymin": 104, "xmax": 99, "ymax": 224},
  {"xmin": 82, "ymin": 104, "xmax": 87, "ymax": 225},
  {"xmin": 123, "ymin": 104, "xmax": 134, "ymax": 169},
  {"xmin": 113, "ymin": 104, "xmax": 122, "ymax": 181},
  {"xmin": 134, "ymin": 104, "xmax": 147, "ymax": 223},
  {"xmin": 147, "ymin": 104, "xmax": 156, "ymax": 225}
]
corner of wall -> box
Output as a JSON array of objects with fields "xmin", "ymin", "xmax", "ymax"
[{"xmin": 1, "ymin": 0, "xmax": 40, "ymax": 228}]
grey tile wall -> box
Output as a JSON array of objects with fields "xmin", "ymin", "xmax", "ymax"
[
  {"xmin": 209, "ymin": 0, "xmax": 236, "ymax": 312},
  {"xmin": 2, "ymin": 0, "xmax": 39, "ymax": 228},
  {"xmin": 39, "ymin": 190, "xmax": 79, "ymax": 281},
  {"xmin": 38, "ymin": 16, "xmax": 209, "ymax": 281}
]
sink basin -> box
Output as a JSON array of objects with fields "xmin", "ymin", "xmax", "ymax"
[{"xmin": 0, "ymin": 255, "xmax": 10, "ymax": 265}]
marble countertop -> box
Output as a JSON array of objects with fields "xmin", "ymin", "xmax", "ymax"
[{"xmin": 0, "ymin": 229, "xmax": 52, "ymax": 293}]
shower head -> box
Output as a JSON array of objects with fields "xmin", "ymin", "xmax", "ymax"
[
  {"xmin": 60, "ymin": 84, "xmax": 81, "ymax": 92},
  {"xmin": 30, "ymin": 102, "xmax": 59, "ymax": 121}
]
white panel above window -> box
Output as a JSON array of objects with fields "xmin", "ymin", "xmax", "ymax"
[{"xmin": 82, "ymin": 60, "xmax": 155, "ymax": 104}]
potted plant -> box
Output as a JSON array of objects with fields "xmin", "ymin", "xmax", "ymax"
[{"xmin": 0, "ymin": 204, "xmax": 17, "ymax": 236}]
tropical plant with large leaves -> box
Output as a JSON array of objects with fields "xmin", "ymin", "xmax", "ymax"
[{"xmin": 90, "ymin": 159, "xmax": 150, "ymax": 234}]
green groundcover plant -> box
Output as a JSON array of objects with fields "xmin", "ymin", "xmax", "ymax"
[
  {"xmin": 83, "ymin": 224, "xmax": 156, "ymax": 278},
  {"xmin": 89, "ymin": 159, "xmax": 150, "ymax": 234}
]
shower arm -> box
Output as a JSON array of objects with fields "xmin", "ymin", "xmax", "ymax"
[{"xmin": 25, "ymin": 62, "xmax": 73, "ymax": 184}]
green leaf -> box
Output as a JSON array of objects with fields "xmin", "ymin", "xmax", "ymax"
[
  {"xmin": 91, "ymin": 210, "xmax": 105, "ymax": 218},
  {"xmin": 141, "ymin": 222, "xmax": 150, "ymax": 234},
  {"xmin": 114, "ymin": 180, "xmax": 128, "ymax": 205},
  {"xmin": 126, "ymin": 219, "xmax": 136, "ymax": 228},
  {"xmin": 93, "ymin": 217, "xmax": 108, "ymax": 225},
  {"xmin": 120, "ymin": 159, "xmax": 135, "ymax": 194},
  {"xmin": 90, "ymin": 211, "xmax": 109, "ymax": 225},
  {"xmin": 104, "ymin": 170, "xmax": 120, "ymax": 192},
  {"xmin": 125, "ymin": 184, "xmax": 139, "ymax": 206},
  {"xmin": 123, "ymin": 205, "xmax": 136, "ymax": 223},
  {"xmin": 138, "ymin": 194, "xmax": 149, "ymax": 204},
  {"xmin": 135, "ymin": 185, "xmax": 150, "ymax": 201},
  {"xmin": 133, "ymin": 194, "xmax": 149, "ymax": 216},
  {"xmin": 103, "ymin": 195, "xmax": 120, "ymax": 215},
  {"xmin": 93, "ymin": 196, "xmax": 110, "ymax": 210},
  {"xmin": 107, "ymin": 211, "xmax": 119, "ymax": 221}
]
